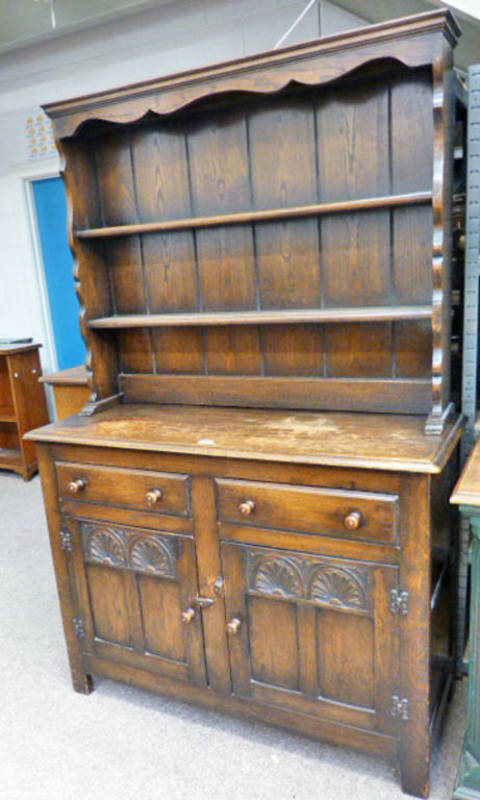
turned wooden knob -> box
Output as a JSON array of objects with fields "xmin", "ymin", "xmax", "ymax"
[
  {"xmin": 145, "ymin": 489, "xmax": 163, "ymax": 506},
  {"xmin": 344, "ymin": 510, "xmax": 362, "ymax": 530},
  {"xmin": 226, "ymin": 617, "xmax": 242, "ymax": 635},
  {"xmin": 68, "ymin": 478, "xmax": 86, "ymax": 494},
  {"xmin": 181, "ymin": 607, "xmax": 196, "ymax": 624},
  {"xmin": 238, "ymin": 500, "xmax": 255, "ymax": 516}
]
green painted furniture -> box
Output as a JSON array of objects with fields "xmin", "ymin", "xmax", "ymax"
[{"xmin": 451, "ymin": 442, "xmax": 480, "ymax": 799}]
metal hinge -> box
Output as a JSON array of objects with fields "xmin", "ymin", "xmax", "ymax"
[
  {"xmin": 389, "ymin": 589, "xmax": 409, "ymax": 616},
  {"xmin": 391, "ymin": 694, "xmax": 409, "ymax": 721},
  {"xmin": 60, "ymin": 530, "xmax": 73, "ymax": 552},
  {"xmin": 72, "ymin": 616, "xmax": 85, "ymax": 638}
]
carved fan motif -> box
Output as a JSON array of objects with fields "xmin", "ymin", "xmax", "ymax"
[
  {"xmin": 129, "ymin": 537, "xmax": 176, "ymax": 578},
  {"xmin": 251, "ymin": 557, "xmax": 303, "ymax": 598},
  {"xmin": 308, "ymin": 566, "xmax": 367, "ymax": 610},
  {"xmin": 86, "ymin": 527, "xmax": 127, "ymax": 567}
]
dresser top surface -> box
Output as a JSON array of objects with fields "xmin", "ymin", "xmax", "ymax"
[
  {"xmin": 451, "ymin": 440, "xmax": 480, "ymax": 506},
  {"xmin": 26, "ymin": 404, "xmax": 463, "ymax": 474}
]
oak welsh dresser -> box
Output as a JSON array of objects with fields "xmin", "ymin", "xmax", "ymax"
[{"xmin": 27, "ymin": 11, "xmax": 464, "ymax": 797}]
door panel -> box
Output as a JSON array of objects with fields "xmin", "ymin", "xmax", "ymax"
[
  {"xmin": 67, "ymin": 517, "xmax": 207, "ymax": 687},
  {"xmin": 222, "ymin": 542, "xmax": 398, "ymax": 733},
  {"xmin": 248, "ymin": 595, "xmax": 300, "ymax": 690}
]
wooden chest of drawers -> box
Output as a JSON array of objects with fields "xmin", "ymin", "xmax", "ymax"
[{"xmin": 27, "ymin": 404, "xmax": 463, "ymax": 798}]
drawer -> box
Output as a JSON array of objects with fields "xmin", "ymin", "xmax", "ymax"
[
  {"xmin": 216, "ymin": 479, "xmax": 398, "ymax": 544},
  {"xmin": 56, "ymin": 461, "xmax": 190, "ymax": 517}
]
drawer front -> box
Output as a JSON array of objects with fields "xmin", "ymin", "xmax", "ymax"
[
  {"xmin": 56, "ymin": 461, "xmax": 190, "ymax": 517},
  {"xmin": 216, "ymin": 479, "xmax": 398, "ymax": 544}
]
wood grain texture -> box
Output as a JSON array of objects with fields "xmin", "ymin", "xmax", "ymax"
[
  {"xmin": 26, "ymin": 404, "xmax": 464, "ymax": 474},
  {"xmin": 46, "ymin": 11, "xmax": 459, "ymax": 138},
  {"xmin": 119, "ymin": 373, "xmax": 432, "ymax": 415}
]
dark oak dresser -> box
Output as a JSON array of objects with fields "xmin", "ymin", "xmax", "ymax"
[{"xmin": 27, "ymin": 11, "xmax": 464, "ymax": 797}]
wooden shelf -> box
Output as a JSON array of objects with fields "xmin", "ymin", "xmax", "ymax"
[
  {"xmin": 76, "ymin": 191, "xmax": 432, "ymax": 240},
  {"xmin": 88, "ymin": 305, "xmax": 433, "ymax": 330},
  {"xmin": 0, "ymin": 447, "xmax": 21, "ymax": 468},
  {"xmin": 0, "ymin": 415, "xmax": 17, "ymax": 424}
]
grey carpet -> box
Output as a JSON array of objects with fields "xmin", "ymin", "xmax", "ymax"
[{"xmin": 0, "ymin": 471, "xmax": 467, "ymax": 800}]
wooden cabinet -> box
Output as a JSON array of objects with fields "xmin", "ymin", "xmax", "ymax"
[
  {"xmin": 39, "ymin": 365, "xmax": 89, "ymax": 420},
  {"xmin": 27, "ymin": 9, "xmax": 464, "ymax": 798},
  {"xmin": 0, "ymin": 343, "xmax": 48, "ymax": 479},
  {"xmin": 28, "ymin": 406, "xmax": 462, "ymax": 797}
]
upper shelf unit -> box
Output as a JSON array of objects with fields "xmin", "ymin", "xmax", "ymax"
[{"xmin": 44, "ymin": 10, "xmax": 461, "ymax": 430}]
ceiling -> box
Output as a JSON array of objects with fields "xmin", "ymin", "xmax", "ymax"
[
  {"xmin": 333, "ymin": 0, "xmax": 480, "ymax": 71},
  {"xmin": 0, "ymin": 0, "xmax": 169, "ymax": 53},
  {"xmin": 0, "ymin": 0, "xmax": 478, "ymax": 70}
]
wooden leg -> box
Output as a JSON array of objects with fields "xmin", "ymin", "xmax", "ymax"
[{"xmin": 72, "ymin": 672, "xmax": 94, "ymax": 695}]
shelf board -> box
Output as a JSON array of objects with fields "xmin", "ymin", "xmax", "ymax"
[
  {"xmin": 76, "ymin": 191, "xmax": 432, "ymax": 240},
  {"xmin": 0, "ymin": 415, "xmax": 17, "ymax": 424},
  {"xmin": 88, "ymin": 305, "xmax": 433, "ymax": 330},
  {"xmin": 0, "ymin": 447, "xmax": 21, "ymax": 467}
]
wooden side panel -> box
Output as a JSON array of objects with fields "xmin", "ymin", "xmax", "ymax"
[
  {"xmin": 316, "ymin": 609, "xmax": 374, "ymax": 708},
  {"xmin": 60, "ymin": 139, "xmax": 118, "ymax": 401},
  {"xmin": 0, "ymin": 356, "xmax": 14, "ymax": 414},
  {"xmin": 247, "ymin": 596, "xmax": 300, "ymax": 690}
]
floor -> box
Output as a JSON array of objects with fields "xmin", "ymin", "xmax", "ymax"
[{"xmin": 0, "ymin": 470, "xmax": 467, "ymax": 800}]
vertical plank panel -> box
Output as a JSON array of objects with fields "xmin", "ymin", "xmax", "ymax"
[
  {"xmin": 188, "ymin": 106, "xmax": 256, "ymax": 320},
  {"xmin": 250, "ymin": 99, "xmax": 320, "ymax": 308},
  {"xmin": 131, "ymin": 125, "xmax": 199, "ymax": 314},
  {"xmin": 391, "ymin": 72, "xmax": 433, "ymax": 306},
  {"xmin": 395, "ymin": 320, "xmax": 432, "ymax": 378},
  {"xmin": 326, "ymin": 322, "xmax": 392, "ymax": 377},
  {"xmin": 106, "ymin": 237, "xmax": 146, "ymax": 314},
  {"xmin": 262, "ymin": 324, "xmax": 324, "ymax": 376},
  {"xmin": 94, "ymin": 131, "xmax": 137, "ymax": 225},
  {"xmin": 196, "ymin": 226, "xmax": 256, "ymax": 310},
  {"xmin": 117, "ymin": 329, "xmax": 154, "ymax": 374},
  {"xmin": 205, "ymin": 326, "xmax": 262, "ymax": 375},
  {"xmin": 141, "ymin": 232, "xmax": 199, "ymax": 313},
  {"xmin": 317, "ymin": 79, "xmax": 390, "ymax": 307},
  {"xmin": 152, "ymin": 328, "xmax": 205, "ymax": 374}
]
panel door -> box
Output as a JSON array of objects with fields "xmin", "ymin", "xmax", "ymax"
[
  {"xmin": 222, "ymin": 542, "xmax": 399, "ymax": 733},
  {"xmin": 66, "ymin": 517, "xmax": 207, "ymax": 687}
]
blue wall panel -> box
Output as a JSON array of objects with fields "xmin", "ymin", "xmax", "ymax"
[{"xmin": 32, "ymin": 176, "xmax": 85, "ymax": 369}]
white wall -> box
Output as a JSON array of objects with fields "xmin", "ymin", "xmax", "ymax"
[{"xmin": 0, "ymin": 0, "xmax": 366, "ymax": 374}]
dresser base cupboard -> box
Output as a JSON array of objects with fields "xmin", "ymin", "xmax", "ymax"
[{"xmin": 28, "ymin": 405, "xmax": 463, "ymax": 798}]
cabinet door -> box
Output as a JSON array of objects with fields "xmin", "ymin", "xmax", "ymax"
[
  {"xmin": 66, "ymin": 518, "xmax": 207, "ymax": 687},
  {"xmin": 222, "ymin": 542, "xmax": 399, "ymax": 733}
]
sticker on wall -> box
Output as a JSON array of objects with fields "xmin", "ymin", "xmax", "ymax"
[{"xmin": 25, "ymin": 110, "xmax": 56, "ymax": 159}]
